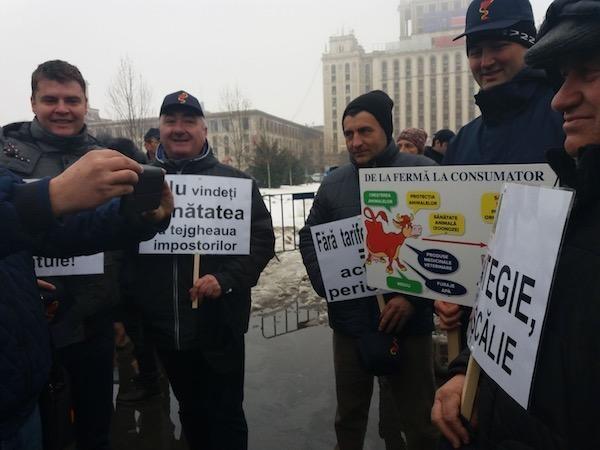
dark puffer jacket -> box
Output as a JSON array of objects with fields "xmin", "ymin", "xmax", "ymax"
[
  {"xmin": 299, "ymin": 142, "xmax": 436, "ymax": 337},
  {"xmin": 0, "ymin": 170, "xmax": 165, "ymax": 439},
  {"xmin": 443, "ymin": 68, "xmax": 565, "ymax": 165},
  {"xmin": 125, "ymin": 147, "xmax": 275, "ymax": 367},
  {"xmin": 448, "ymin": 147, "xmax": 600, "ymax": 450}
]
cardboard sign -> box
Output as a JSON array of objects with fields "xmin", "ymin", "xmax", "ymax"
[
  {"xmin": 33, "ymin": 254, "xmax": 104, "ymax": 276},
  {"xmin": 139, "ymin": 175, "xmax": 252, "ymax": 255},
  {"xmin": 359, "ymin": 164, "xmax": 557, "ymax": 306},
  {"xmin": 311, "ymin": 215, "xmax": 385, "ymax": 302},
  {"xmin": 467, "ymin": 183, "xmax": 573, "ymax": 409}
]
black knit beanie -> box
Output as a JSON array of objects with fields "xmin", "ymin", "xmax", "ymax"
[
  {"xmin": 467, "ymin": 20, "xmax": 537, "ymax": 53},
  {"xmin": 342, "ymin": 90, "xmax": 394, "ymax": 142}
]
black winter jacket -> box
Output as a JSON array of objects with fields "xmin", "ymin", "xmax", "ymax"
[
  {"xmin": 299, "ymin": 143, "xmax": 436, "ymax": 337},
  {"xmin": 0, "ymin": 120, "xmax": 119, "ymax": 347},
  {"xmin": 443, "ymin": 68, "xmax": 565, "ymax": 165},
  {"xmin": 0, "ymin": 169, "xmax": 165, "ymax": 440},
  {"xmin": 125, "ymin": 147, "xmax": 275, "ymax": 364},
  {"xmin": 448, "ymin": 147, "xmax": 600, "ymax": 450}
]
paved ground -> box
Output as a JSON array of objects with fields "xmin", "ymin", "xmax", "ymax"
[{"xmin": 112, "ymin": 317, "xmax": 384, "ymax": 450}]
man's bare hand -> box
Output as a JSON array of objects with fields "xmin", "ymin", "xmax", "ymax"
[
  {"xmin": 431, "ymin": 374, "xmax": 470, "ymax": 448},
  {"xmin": 435, "ymin": 300, "xmax": 463, "ymax": 331},
  {"xmin": 141, "ymin": 181, "xmax": 174, "ymax": 223},
  {"xmin": 189, "ymin": 275, "xmax": 222, "ymax": 306},
  {"xmin": 49, "ymin": 149, "xmax": 143, "ymax": 216},
  {"xmin": 378, "ymin": 295, "xmax": 414, "ymax": 333},
  {"xmin": 37, "ymin": 279, "xmax": 58, "ymax": 322}
]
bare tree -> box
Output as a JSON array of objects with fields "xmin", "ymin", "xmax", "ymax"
[
  {"xmin": 220, "ymin": 86, "xmax": 252, "ymax": 169},
  {"xmin": 107, "ymin": 57, "xmax": 152, "ymax": 146}
]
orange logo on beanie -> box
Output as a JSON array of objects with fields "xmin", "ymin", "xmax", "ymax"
[{"xmin": 479, "ymin": 0, "xmax": 495, "ymax": 20}]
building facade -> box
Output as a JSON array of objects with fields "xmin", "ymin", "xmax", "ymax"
[
  {"xmin": 87, "ymin": 108, "xmax": 323, "ymax": 171},
  {"xmin": 322, "ymin": 0, "xmax": 479, "ymax": 165}
]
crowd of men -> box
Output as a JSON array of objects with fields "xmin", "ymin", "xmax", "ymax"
[{"xmin": 1, "ymin": 0, "xmax": 599, "ymax": 449}]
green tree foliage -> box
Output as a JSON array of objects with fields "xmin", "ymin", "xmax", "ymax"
[{"xmin": 249, "ymin": 136, "xmax": 308, "ymax": 188}]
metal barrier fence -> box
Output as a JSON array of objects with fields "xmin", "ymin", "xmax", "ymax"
[{"xmin": 261, "ymin": 192, "xmax": 315, "ymax": 253}]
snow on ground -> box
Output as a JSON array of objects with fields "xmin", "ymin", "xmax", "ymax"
[{"xmin": 251, "ymin": 250, "xmax": 328, "ymax": 325}]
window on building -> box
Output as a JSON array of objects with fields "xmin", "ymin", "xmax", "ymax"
[
  {"xmin": 417, "ymin": 57, "xmax": 424, "ymax": 75},
  {"xmin": 242, "ymin": 117, "xmax": 249, "ymax": 130},
  {"xmin": 394, "ymin": 81, "xmax": 399, "ymax": 93},
  {"xmin": 443, "ymin": 54, "xmax": 449, "ymax": 73},
  {"xmin": 332, "ymin": 97, "xmax": 337, "ymax": 107},
  {"xmin": 345, "ymin": 84, "xmax": 350, "ymax": 94},
  {"xmin": 405, "ymin": 59, "xmax": 412, "ymax": 78},
  {"xmin": 345, "ymin": 63, "xmax": 350, "ymax": 81},
  {"xmin": 430, "ymin": 55, "xmax": 437, "ymax": 76},
  {"xmin": 455, "ymin": 53, "xmax": 462, "ymax": 72},
  {"xmin": 222, "ymin": 120, "xmax": 230, "ymax": 132},
  {"xmin": 381, "ymin": 61, "xmax": 388, "ymax": 80},
  {"xmin": 332, "ymin": 86, "xmax": 336, "ymax": 95},
  {"xmin": 382, "ymin": 82, "xmax": 388, "ymax": 92},
  {"xmin": 393, "ymin": 59, "xmax": 399, "ymax": 79}
]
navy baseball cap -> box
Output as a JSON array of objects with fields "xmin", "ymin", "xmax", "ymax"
[
  {"xmin": 454, "ymin": 0, "xmax": 535, "ymax": 40},
  {"xmin": 144, "ymin": 127, "xmax": 160, "ymax": 140},
  {"xmin": 159, "ymin": 90, "xmax": 204, "ymax": 116}
]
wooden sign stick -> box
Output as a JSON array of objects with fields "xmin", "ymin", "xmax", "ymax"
[
  {"xmin": 460, "ymin": 356, "xmax": 481, "ymax": 421},
  {"xmin": 447, "ymin": 328, "xmax": 461, "ymax": 362},
  {"xmin": 376, "ymin": 294, "xmax": 386, "ymax": 313},
  {"xmin": 192, "ymin": 254, "xmax": 200, "ymax": 309}
]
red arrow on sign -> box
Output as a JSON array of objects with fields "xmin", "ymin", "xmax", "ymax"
[{"xmin": 421, "ymin": 238, "xmax": 487, "ymax": 248}]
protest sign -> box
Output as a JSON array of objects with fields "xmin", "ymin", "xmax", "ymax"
[
  {"xmin": 467, "ymin": 183, "xmax": 573, "ymax": 409},
  {"xmin": 139, "ymin": 175, "xmax": 252, "ymax": 255},
  {"xmin": 311, "ymin": 215, "xmax": 385, "ymax": 302},
  {"xmin": 359, "ymin": 164, "xmax": 557, "ymax": 306},
  {"xmin": 34, "ymin": 254, "xmax": 104, "ymax": 276}
]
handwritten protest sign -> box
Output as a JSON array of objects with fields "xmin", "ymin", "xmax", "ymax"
[
  {"xmin": 359, "ymin": 164, "xmax": 557, "ymax": 306},
  {"xmin": 139, "ymin": 175, "xmax": 252, "ymax": 255},
  {"xmin": 311, "ymin": 215, "xmax": 385, "ymax": 302},
  {"xmin": 467, "ymin": 183, "xmax": 573, "ymax": 408}
]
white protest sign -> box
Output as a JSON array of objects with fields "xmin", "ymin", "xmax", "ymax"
[
  {"xmin": 139, "ymin": 175, "xmax": 252, "ymax": 255},
  {"xmin": 467, "ymin": 183, "xmax": 573, "ymax": 409},
  {"xmin": 33, "ymin": 254, "xmax": 104, "ymax": 276},
  {"xmin": 311, "ymin": 215, "xmax": 385, "ymax": 302},
  {"xmin": 359, "ymin": 164, "xmax": 557, "ymax": 306}
]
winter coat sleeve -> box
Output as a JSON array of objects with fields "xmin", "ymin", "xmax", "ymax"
[
  {"xmin": 0, "ymin": 169, "xmax": 168, "ymax": 258},
  {"xmin": 212, "ymin": 180, "xmax": 275, "ymax": 293},
  {"xmin": 298, "ymin": 185, "xmax": 329, "ymax": 298},
  {"xmin": 0, "ymin": 172, "xmax": 57, "ymax": 257}
]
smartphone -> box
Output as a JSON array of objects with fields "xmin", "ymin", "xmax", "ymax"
[{"xmin": 120, "ymin": 165, "xmax": 165, "ymax": 213}]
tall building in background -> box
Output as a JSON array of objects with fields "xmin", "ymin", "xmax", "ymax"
[{"xmin": 322, "ymin": 0, "xmax": 478, "ymax": 166}]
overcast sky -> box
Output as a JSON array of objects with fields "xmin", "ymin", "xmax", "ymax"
[{"xmin": 1, "ymin": 0, "xmax": 553, "ymax": 128}]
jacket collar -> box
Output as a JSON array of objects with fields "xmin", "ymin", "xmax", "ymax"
[
  {"xmin": 155, "ymin": 141, "xmax": 217, "ymax": 173},
  {"xmin": 475, "ymin": 68, "xmax": 551, "ymax": 125},
  {"xmin": 29, "ymin": 118, "xmax": 92, "ymax": 152},
  {"xmin": 547, "ymin": 145, "xmax": 600, "ymax": 214},
  {"xmin": 350, "ymin": 141, "xmax": 399, "ymax": 170}
]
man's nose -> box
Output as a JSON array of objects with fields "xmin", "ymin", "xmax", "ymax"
[
  {"xmin": 481, "ymin": 48, "xmax": 495, "ymax": 68},
  {"xmin": 54, "ymin": 100, "xmax": 69, "ymax": 114}
]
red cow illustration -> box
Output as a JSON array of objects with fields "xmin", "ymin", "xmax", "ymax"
[{"xmin": 363, "ymin": 207, "xmax": 422, "ymax": 273}]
